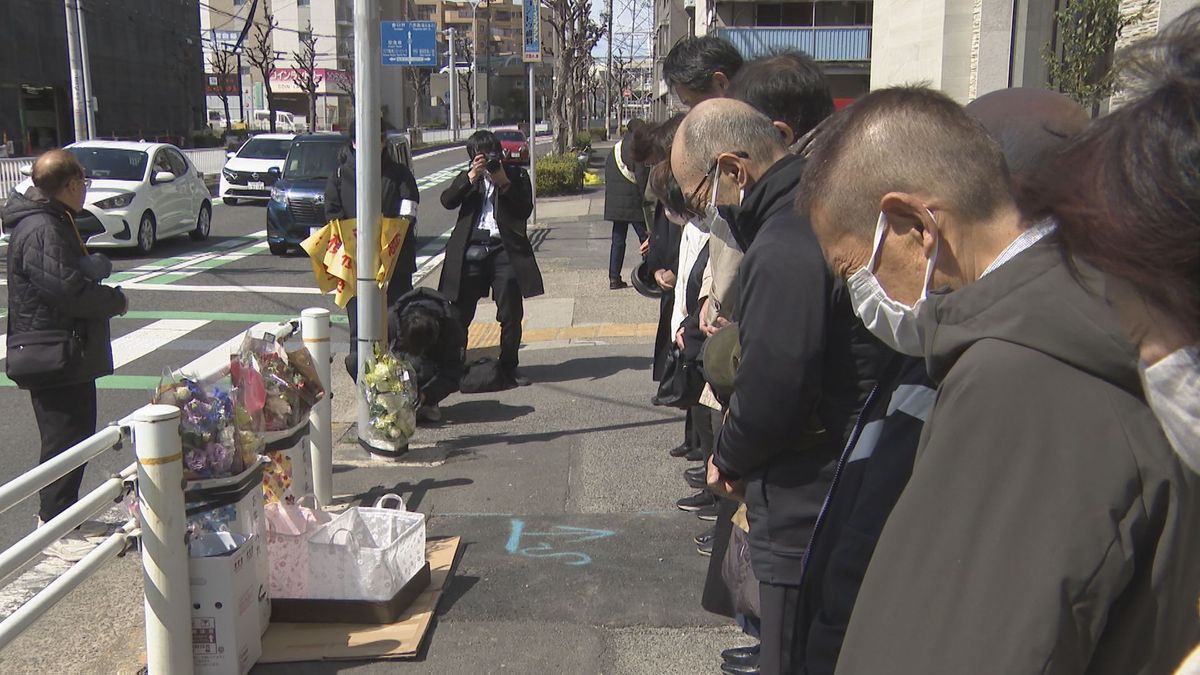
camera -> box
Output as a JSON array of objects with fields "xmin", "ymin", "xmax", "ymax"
[{"xmin": 485, "ymin": 152, "xmax": 503, "ymax": 173}]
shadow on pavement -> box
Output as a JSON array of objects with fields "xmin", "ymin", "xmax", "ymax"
[
  {"xmin": 354, "ymin": 476, "xmax": 475, "ymax": 511},
  {"xmin": 444, "ymin": 416, "xmax": 677, "ymax": 449},
  {"xmin": 440, "ymin": 400, "xmax": 535, "ymax": 424},
  {"xmin": 519, "ymin": 355, "xmax": 652, "ymax": 384}
]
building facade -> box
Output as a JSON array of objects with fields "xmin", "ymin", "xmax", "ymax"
[
  {"xmin": 0, "ymin": 0, "xmax": 205, "ymax": 156},
  {"xmin": 200, "ymin": 0, "xmax": 419, "ymax": 133},
  {"xmin": 871, "ymin": 0, "xmax": 1193, "ymax": 104}
]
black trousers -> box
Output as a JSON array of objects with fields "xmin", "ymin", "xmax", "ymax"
[
  {"xmin": 30, "ymin": 381, "xmax": 97, "ymax": 522},
  {"xmin": 345, "ymin": 264, "xmax": 414, "ymax": 379},
  {"xmin": 453, "ymin": 248, "xmax": 523, "ymax": 369},
  {"xmin": 609, "ymin": 221, "xmax": 648, "ymax": 281},
  {"xmin": 759, "ymin": 582, "xmax": 803, "ymax": 675}
]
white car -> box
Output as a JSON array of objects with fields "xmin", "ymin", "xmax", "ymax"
[
  {"xmin": 219, "ymin": 133, "xmax": 295, "ymax": 205},
  {"xmin": 10, "ymin": 141, "xmax": 211, "ymax": 253}
]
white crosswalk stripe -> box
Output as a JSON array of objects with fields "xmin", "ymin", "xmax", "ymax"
[{"xmin": 109, "ymin": 319, "xmax": 211, "ymax": 368}]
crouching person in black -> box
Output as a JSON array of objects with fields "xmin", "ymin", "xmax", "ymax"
[
  {"xmin": 386, "ymin": 288, "xmax": 467, "ymax": 424},
  {"xmin": 439, "ymin": 130, "xmax": 544, "ymax": 387}
]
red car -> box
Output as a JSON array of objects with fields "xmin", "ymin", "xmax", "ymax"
[{"xmin": 495, "ymin": 129, "xmax": 530, "ymax": 166}]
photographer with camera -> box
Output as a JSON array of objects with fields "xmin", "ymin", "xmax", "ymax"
[{"xmin": 439, "ymin": 130, "xmax": 544, "ymax": 387}]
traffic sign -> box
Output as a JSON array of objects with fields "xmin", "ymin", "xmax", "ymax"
[
  {"xmin": 381, "ymin": 20, "xmax": 437, "ymax": 67},
  {"xmin": 522, "ymin": 0, "xmax": 541, "ymax": 63}
]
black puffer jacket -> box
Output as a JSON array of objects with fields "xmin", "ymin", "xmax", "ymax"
[
  {"xmin": 3, "ymin": 188, "xmax": 125, "ymax": 387},
  {"xmin": 386, "ymin": 288, "xmax": 467, "ymax": 406}
]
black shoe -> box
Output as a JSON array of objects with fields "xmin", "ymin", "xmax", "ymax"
[
  {"xmin": 697, "ymin": 537, "xmax": 713, "ymax": 557},
  {"xmin": 721, "ymin": 662, "xmax": 760, "ymax": 675},
  {"xmin": 684, "ymin": 447, "xmax": 706, "ymax": 462},
  {"xmin": 506, "ymin": 368, "xmax": 532, "ymax": 387},
  {"xmin": 695, "ymin": 503, "xmax": 719, "ymax": 521},
  {"xmin": 609, "ymin": 279, "xmax": 628, "ymax": 290},
  {"xmin": 669, "ymin": 443, "xmax": 693, "ymax": 458},
  {"xmin": 721, "ymin": 644, "xmax": 760, "ymax": 667},
  {"xmin": 693, "ymin": 526, "xmax": 715, "ymax": 546},
  {"xmin": 676, "ymin": 490, "xmax": 716, "ymax": 512},
  {"xmin": 684, "ymin": 466, "xmax": 708, "ymax": 489}
]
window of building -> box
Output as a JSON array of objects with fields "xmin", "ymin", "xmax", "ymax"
[
  {"xmin": 298, "ymin": 0, "xmax": 310, "ymax": 5},
  {"xmin": 754, "ymin": 3, "xmax": 813, "ymax": 27},
  {"xmin": 233, "ymin": 0, "xmax": 247, "ymax": 6}
]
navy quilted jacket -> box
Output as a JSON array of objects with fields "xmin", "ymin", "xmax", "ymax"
[{"xmin": 3, "ymin": 188, "xmax": 125, "ymax": 387}]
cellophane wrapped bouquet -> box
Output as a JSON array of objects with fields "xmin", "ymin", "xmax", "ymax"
[
  {"xmin": 231, "ymin": 335, "xmax": 326, "ymax": 432},
  {"xmin": 154, "ymin": 374, "xmax": 262, "ymax": 481},
  {"xmin": 360, "ymin": 341, "xmax": 418, "ymax": 451}
]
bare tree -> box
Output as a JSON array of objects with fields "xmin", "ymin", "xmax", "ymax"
[
  {"xmin": 209, "ymin": 44, "xmax": 237, "ymax": 133},
  {"xmin": 246, "ymin": 8, "xmax": 281, "ymax": 132},
  {"xmin": 406, "ymin": 67, "xmax": 432, "ymax": 129},
  {"xmin": 292, "ymin": 24, "xmax": 323, "ymax": 131},
  {"xmin": 541, "ymin": 0, "xmax": 605, "ymax": 153},
  {"xmin": 459, "ymin": 37, "xmax": 477, "ymax": 127}
]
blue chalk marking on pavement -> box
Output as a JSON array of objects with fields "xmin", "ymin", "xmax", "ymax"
[
  {"xmin": 506, "ymin": 518, "xmax": 525, "ymax": 554},
  {"xmin": 505, "ymin": 519, "xmax": 616, "ymax": 566}
]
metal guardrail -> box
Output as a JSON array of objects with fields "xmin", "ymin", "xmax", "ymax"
[
  {"xmin": 715, "ymin": 25, "xmax": 873, "ymax": 61},
  {"xmin": 0, "ymin": 308, "xmax": 334, "ymax": 672}
]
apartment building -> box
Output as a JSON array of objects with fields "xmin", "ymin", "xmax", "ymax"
[
  {"xmin": 870, "ymin": 0, "xmax": 1194, "ymax": 104},
  {"xmin": 652, "ymin": 0, "xmax": 873, "ymax": 115}
]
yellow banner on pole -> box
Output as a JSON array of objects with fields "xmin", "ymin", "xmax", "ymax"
[{"xmin": 300, "ymin": 216, "xmax": 412, "ymax": 308}]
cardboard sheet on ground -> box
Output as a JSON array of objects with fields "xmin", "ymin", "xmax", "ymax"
[{"xmin": 258, "ymin": 536, "xmax": 461, "ymax": 663}]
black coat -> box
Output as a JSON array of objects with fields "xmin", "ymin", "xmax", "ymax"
[
  {"xmin": 438, "ymin": 165, "xmax": 544, "ymax": 301},
  {"xmin": 387, "ymin": 288, "xmax": 467, "ymax": 406},
  {"xmin": 602, "ymin": 132, "xmax": 649, "ymax": 224},
  {"xmin": 324, "ymin": 148, "xmax": 420, "ymax": 276},
  {"xmin": 2, "ymin": 189, "xmax": 125, "ymax": 388},
  {"xmin": 648, "ymin": 204, "xmax": 682, "ymax": 381},
  {"xmin": 712, "ymin": 155, "xmax": 888, "ymax": 586}
]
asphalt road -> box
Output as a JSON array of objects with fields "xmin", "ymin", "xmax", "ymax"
[{"xmin": 0, "ymin": 141, "xmax": 550, "ymax": 552}]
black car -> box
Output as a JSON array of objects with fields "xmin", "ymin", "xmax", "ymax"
[{"xmin": 265, "ymin": 134, "xmax": 349, "ymax": 255}]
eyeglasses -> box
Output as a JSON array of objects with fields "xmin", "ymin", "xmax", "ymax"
[
  {"xmin": 76, "ymin": 177, "xmax": 92, "ymax": 189},
  {"xmin": 687, "ymin": 151, "xmax": 749, "ymax": 209}
]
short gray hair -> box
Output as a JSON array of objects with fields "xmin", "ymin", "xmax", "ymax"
[{"xmin": 679, "ymin": 99, "xmax": 785, "ymax": 176}]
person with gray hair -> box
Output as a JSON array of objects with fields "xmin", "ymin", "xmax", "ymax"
[{"xmin": 672, "ymin": 98, "xmax": 887, "ymax": 674}]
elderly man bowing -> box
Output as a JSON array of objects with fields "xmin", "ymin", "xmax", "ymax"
[{"xmin": 671, "ymin": 99, "xmax": 886, "ymax": 674}]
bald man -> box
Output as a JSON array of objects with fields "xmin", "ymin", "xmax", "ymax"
[
  {"xmin": 2, "ymin": 149, "xmax": 127, "ymax": 562},
  {"xmin": 673, "ymin": 99, "xmax": 886, "ymax": 674}
]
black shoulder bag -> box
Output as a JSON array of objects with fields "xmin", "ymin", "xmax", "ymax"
[{"xmin": 5, "ymin": 319, "xmax": 82, "ymax": 389}]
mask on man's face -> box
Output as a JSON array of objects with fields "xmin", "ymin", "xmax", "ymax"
[
  {"xmin": 846, "ymin": 211, "xmax": 939, "ymax": 356},
  {"xmin": 703, "ymin": 165, "xmax": 745, "ymax": 251},
  {"xmin": 1138, "ymin": 344, "xmax": 1200, "ymax": 474}
]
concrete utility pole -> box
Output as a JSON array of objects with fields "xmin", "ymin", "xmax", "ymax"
[
  {"xmin": 605, "ymin": 0, "xmax": 612, "ymax": 136},
  {"xmin": 75, "ymin": 0, "xmax": 96, "ymax": 138},
  {"xmin": 447, "ymin": 27, "xmax": 459, "ymax": 140},
  {"xmin": 64, "ymin": 0, "xmax": 87, "ymax": 142},
  {"xmin": 353, "ymin": 0, "xmax": 383, "ymax": 449}
]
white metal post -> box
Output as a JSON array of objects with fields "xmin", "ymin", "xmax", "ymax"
[
  {"xmin": 302, "ymin": 308, "xmax": 333, "ymax": 505},
  {"xmin": 354, "ymin": 0, "xmax": 383, "ymax": 449},
  {"xmin": 64, "ymin": 0, "xmax": 87, "ymax": 142},
  {"xmin": 472, "ymin": 3, "xmax": 479, "ymax": 127},
  {"xmin": 133, "ymin": 404, "xmax": 192, "ymax": 675},
  {"xmin": 75, "ymin": 0, "xmax": 95, "ymax": 139},
  {"xmin": 447, "ymin": 27, "xmax": 458, "ymax": 141},
  {"xmin": 528, "ymin": 63, "xmax": 537, "ymax": 225}
]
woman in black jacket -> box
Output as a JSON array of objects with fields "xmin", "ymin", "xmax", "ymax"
[{"xmin": 1, "ymin": 150, "xmax": 127, "ymax": 562}]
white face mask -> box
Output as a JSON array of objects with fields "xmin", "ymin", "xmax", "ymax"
[
  {"xmin": 847, "ymin": 211, "xmax": 939, "ymax": 357},
  {"xmin": 703, "ymin": 166, "xmax": 743, "ymax": 250},
  {"xmin": 1138, "ymin": 344, "xmax": 1200, "ymax": 474}
]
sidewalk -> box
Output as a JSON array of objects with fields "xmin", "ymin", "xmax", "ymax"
[{"xmin": 0, "ymin": 173, "xmax": 754, "ymax": 674}]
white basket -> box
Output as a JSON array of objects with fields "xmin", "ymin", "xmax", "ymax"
[{"xmin": 304, "ymin": 494, "xmax": 426, "ymax": 601}]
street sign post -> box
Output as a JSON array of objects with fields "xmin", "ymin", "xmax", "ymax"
[
  {"xmin": 522, "ymin": 0, "xmax": 541, "ymax": 223},
  {"xmin": 381, "ymin": 21, "xmax": 438, "ymax": 67}
]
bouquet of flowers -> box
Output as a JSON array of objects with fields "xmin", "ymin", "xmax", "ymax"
[
  {"xmin": 360, "ymin": 341, "xmax": 418, "ymax": 451},
  {"xmin": 232, "ymin": 335, "xmax": 326, "ymax": 432},
  {"xmin": 154, "ymin": 375, "xmax": 261, "ymax": 480}
]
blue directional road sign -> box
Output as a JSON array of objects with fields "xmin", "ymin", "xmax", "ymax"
[{"xmin": 381, "ymin": 21, "xmax": 438, "ymax": 67}]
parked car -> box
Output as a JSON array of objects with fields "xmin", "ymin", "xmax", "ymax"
[
  {"xmin": 266, "ymin": 133, "xmax": 413, "ymax": 255},
  {"xmin": 7, "ymin": 140, "xmax": 211, "ymax": 253},
  {"xmin": 251, "ymin": 110, "xmax": 298, "ymax": 133},
  {"xmin": 494, "ymin": 129, "xmax": 530, "ymax": 166},
  {"xmin": 219, "ymin": 133, "xmax": 296, "ymax": 205},
  {"xmin": 266, "ymin": 134, "xmax": 348, "ymax": 255}
]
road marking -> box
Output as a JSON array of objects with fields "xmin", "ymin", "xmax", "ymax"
[{"xmin": 110, "ymin": 319, "xmax": 210, "ymax": 368}]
